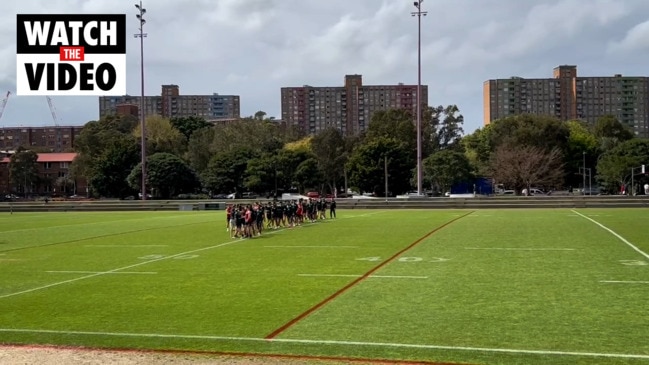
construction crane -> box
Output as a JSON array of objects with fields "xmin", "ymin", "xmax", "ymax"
[
  {"xmin": 0, "ymin": 91, "xmax": 10, "ymax": 122},
  {"xmin": 45, "ymin": 96, "xmax": 60, "ymax": 126}
]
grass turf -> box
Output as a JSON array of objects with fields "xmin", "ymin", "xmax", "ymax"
[{"xmin": 0, "ymin": 209, "xmax": 648, "ymax": 365}]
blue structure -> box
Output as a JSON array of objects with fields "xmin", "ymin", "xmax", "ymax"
[{"xmin": 450, "ymin": 178, "xmax": 494, "ymax": 195}]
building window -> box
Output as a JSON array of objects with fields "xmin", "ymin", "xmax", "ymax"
[{"xmin": 44, "ymin": 162, "xmax": 52, "ymax": 169}]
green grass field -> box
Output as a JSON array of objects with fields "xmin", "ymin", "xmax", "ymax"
[{"xmin": 0, "ymin": 208, "xmax": 648, "ymax": 365}]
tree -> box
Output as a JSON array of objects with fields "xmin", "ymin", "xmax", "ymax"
[
  {"xmin": 209, "ymin": 119, "xmax": 288, "ymax": 156},
  {"xmin": 596, "ymin": 139, "xmax": 649, "ymax": 193},
  {"xmin": 88, "ymin": 138, "xmax": 140, "ymax": 198},
  {"xmin": 592, "ymin": 115, "xmax": 634, "ymax": 149},
  {"xmin": 133, "ymin": 115, "xmax": 185, "ymax": 156},
  {"xmin": 9, "ymin": 147, "xmax": 39, "ymax": 196},
  {"xmin": 127, "ymin": 153, "xmax": 200, "ymax": 198},
  {"xmin": 244, "ymin": 153, "xmax": 277, "ymax": 195},
  {"xmin": 566, "ymin": 120, "xmax": 599, "ymax": 188},
  {"xmin": 423, "ymin": 150, "xmax": 473, "ymax": 194},
  {"xmin": 170, "ymin": 116, "xmax": 212, "ymax": 141},
  {"xmin": 366, "ymin": 109, "xmax": 416, "ymax": 152},
  {"xmin": 423, "ymin": 105, "xmax": 465, "ymax": 156},
  {"xmin": 293, "ymin": 158, "xmax": 323, "ymax": 192},
  {"xmin": 487, "ymin": 114, "xmax": 571, "ymax": 154},
  {"xmin": 346, "ymin": 137, "xmax": 413, "ymax": 195},
  {"xmin": 72, "ymin": 115, "xmax": 137, "ymax": 178},
  {"xmin": 311, "ymin": 127, "xmax": 347, "ymax": 194},
  {"xmin": 202, "ymin": 148, "xmax": 258, "ymax": 194},
  {"xmin": 488, "ymin": 145, "xmax": 565, "ymax": 194},
  {"xmin": 186, "ymin": 127, "xmax": 217, "ymax": 174},
  {"xmin": 462, "ymin": 126, "xmax": 492, "ymax": 175}
]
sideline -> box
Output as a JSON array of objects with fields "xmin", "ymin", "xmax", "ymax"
[
  {"xmin": 571, "ymin": 210, "xmax": 649, "ymax": 260},
  {"xmin": 0, "ymin": 328, "xmax": 647, "ymax": 360}
]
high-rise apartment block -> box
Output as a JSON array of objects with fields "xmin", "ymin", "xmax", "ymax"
[
  {"xmin": 281, "ymin": 75, "xmax": 428, "ymax": 135},
  {"xmin": 0, "ymin": 126, "xmax": 83, "ymax": 152},
  {"xmin": 98, "ymin": 85, "xmax": 240, "ymax": 121},
  {"xmin": 484, "ymin": 65, "xmax": 649, "ymax": 137}
]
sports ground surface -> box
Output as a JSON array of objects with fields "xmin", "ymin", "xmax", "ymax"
[{"xmin": 0, "ymin": 209, "xmax": 648, "ymax": 365}]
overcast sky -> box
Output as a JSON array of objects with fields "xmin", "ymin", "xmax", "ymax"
[{"xmin": 2, "ymin": 0, "xmax": 649, "ymax": 134}]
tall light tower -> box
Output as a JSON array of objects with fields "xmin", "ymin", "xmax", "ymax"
[
  {"xmin": 135, "ymin": 1, "xmax": 147, "ymax": 200},
  {"xmin": 412, "ymin": 1, "xmax": 427, "ymax": 196}
]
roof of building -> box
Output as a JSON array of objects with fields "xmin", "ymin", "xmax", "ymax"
[{"xmin": 0, "ymin": 152, "xmax": 77, "ymax": 164}]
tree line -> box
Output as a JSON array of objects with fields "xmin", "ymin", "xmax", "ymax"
[{"xmin": 7, "ymin": 106, "xmax": 649, "ymax": 198}]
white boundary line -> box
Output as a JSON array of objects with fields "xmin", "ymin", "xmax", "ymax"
[
  {"xmin": 600, "ymin": 280, "xmax": 649, "ymax": 284},
  {"xmin": 464, "ymin": 248, "xmax": 575, "ymax": 251},
  {"xmin": 0, "ymin": 219, "xmax": 323, "ymax": 300},
  {"xmin": 265, "ymin": 246, "xmax": 358, "ymax": 248},
  {"xmin": 0, "ymin": 240, "xmax": 240, "ymax": 300},
  {"xmin": 298, "ymin": 274, "xmax": 428, "ymax": 279},
  {"xmin": 571, "ymin": 210, "xmax": 649, "ymax": 260},
  {"xmin": 0, "ymin": 328, "xmax": 646, "ymax": 360},
  {"xmin": 46, "ymin": 271, "xmax": 157, "ymax": 275}
]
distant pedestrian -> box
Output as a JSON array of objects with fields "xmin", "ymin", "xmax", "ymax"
[
  {"xmin": 568, "ymin": 186, "xmax": 573, "ymax": 195},
  {"xmin": 329, "ymin": 199, "xmax": 336, "ymax": 219},
  {"xmin": 644, "ymin": 183, "xmax": 649, "ymax": 195}
]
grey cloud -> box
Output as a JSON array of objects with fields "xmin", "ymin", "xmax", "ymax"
[{"xmin": 2, "ymin": 0, "xmax": 649, "ymax": 132}]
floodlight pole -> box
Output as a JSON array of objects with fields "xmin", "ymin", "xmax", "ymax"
[
  {"xmin": 582, "ymin": 152, "xmax": 586, "ymax": 196},
  {"xmin": 135, "ymin": 1, "xmax": 147, "ymax": 200},
  {"xmin": 412, "ymin": 1, "xmax": 427, "ymax": 196}
]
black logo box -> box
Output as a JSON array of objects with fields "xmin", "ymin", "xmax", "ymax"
[{"xmin": 17, "ymin": 14, "xmax": 126, "ymax": 54}]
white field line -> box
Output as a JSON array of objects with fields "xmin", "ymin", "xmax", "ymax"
[
  {"xmin": 1, "ymin": 237, "xmax": 250, "ymax": 300},
  {"xmin": 0, "ymin": 219, "xmax": 329, "ymax": 300},
  {"xmin": 600, "ymin": 280, "xmax": 649, "ymax": 284},
  {"xmin": 298, "ymin": 274, "xmax": 428, "ymax": 279},
  {"xmin": 571, "ymin": 210, "xmax": 649, "ymax": 261},
  {"xmin": 265, "ymin": 246, "xmax": 358, "ymax": 248},
  {"xmin": 0, "ymin": 328, "xmax": 647, "ymax": 360},
  {"xmin": 85, "ymin": 245, "xmax": 169, "ymax": 248},
  {"xmin": 46, "ymin": 271, "xmax": 157, "ymax": 275},
  {"xmin": 464, "ymin": 248, "xmax": 575, "ymax": 251}
]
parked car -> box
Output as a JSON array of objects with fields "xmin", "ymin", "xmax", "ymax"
[
  {"xmin": 582, "ymin": 187, "xmax": 602, "ymax": 195},
  {"xmin": 527, "ymin": 188, "xmax": 547, "ymax": 196},
  {"xmin": 212, "ymin": 193, "xmax": 229, "ymax": 199},
  {"xmin": 307, "ymin": 191, "xmax": 320, "ymax": 199},
  {"xmin": 227, "ymin": 193, "xmax": 237, "ymax": 199},
  {"xmin": 241, "ymin": 192, "xmax": 258, "ymax": 199}
]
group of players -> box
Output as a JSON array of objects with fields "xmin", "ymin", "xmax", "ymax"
[{"xmin": 225, "ymin": 198, "xmax": 337, "ymax": 239}]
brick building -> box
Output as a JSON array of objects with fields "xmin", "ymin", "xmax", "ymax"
[
  {"xmin": 281, "ymin": 75, "xmax": 428, "ymax": 136},
  {"xmin": 0, "ymin": 126, "xmax": 83, "ymax": 152},
  {"xmin": 99, "ymin": 84, "xmax": 240, "ymax": 121},
  {"xmin": 0, "ymin": 152, "xmax": 87, "ymax": 197},
  {"xmin": 484, "ymin": 65, "xmax": 649, "ymax": 137}
]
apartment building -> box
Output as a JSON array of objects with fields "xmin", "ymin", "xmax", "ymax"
[
  {"xmin": 281, "ymin": 75, "xmax": 428, "ymax": 135},
  {"xmin": 0, "ymin": 126, "xmax": 83, "ymax": 152},
  {"xmin": 99, "ymin": 85, "xmax": 240, "ymax": 121},
  {"xmin": 484, "ymin": 65, "xmax": 649, "ymax": 137},
  {"xmin": 0, "ymin": 152, "xmax": 87, "ymax": 196}
]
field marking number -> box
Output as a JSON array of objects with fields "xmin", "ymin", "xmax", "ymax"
[
  {"xmin": 138, "ymin": 254, "xmax": 199, "ymax": 260},
  {"xmin": 356, "ymin": 257, "xmax": 449, "ymax": 263},
  {"xmin": 619, "ymin": 260, "xmax": 648, "ymax": 266}
]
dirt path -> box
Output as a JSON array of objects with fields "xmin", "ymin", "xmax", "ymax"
[{"xmin": 0, "ymin": 345, "xmax": 461, "ymax": 365}]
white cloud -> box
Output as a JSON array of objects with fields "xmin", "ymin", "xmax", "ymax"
[
  {"xmin": 2, "ymin": 0, "xmax": 649, "ymax": 132},
  {"xmin": 608, "ymin": 20, "xmax": 649, "ymax": 53}
]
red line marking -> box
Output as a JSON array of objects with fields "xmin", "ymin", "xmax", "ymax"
[
  {"xmin": 1, "ymin": 344, "xmax": 478, "ymax": 365},
  {"xmin": 265, "ymin": 211, "xmax": 475, "ymax": 339}
]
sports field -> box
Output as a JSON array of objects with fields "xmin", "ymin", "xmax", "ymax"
[{"xmin": 0, "ymin": 208, "xmax": 648, "ymax": 365}]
